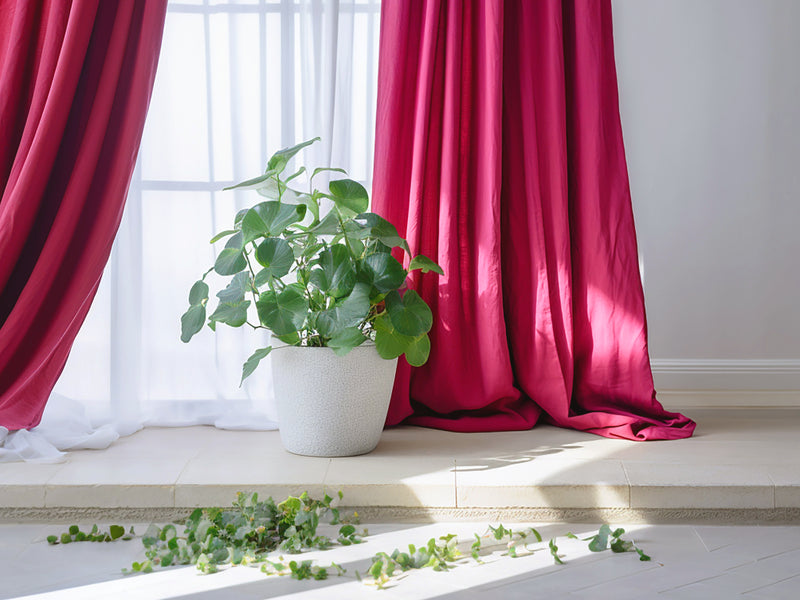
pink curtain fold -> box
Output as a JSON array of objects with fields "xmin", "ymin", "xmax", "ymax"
[
  {"xmin": 372, "ymin": 0, "xmax": 695, "ymax": 440},
  {"xmin": 0, "ymin": 0, "xmax": 168, "ymax": 430}
]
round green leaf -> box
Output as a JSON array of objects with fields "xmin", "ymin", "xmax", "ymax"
[
  {"xmin": 274, "ymin": 331, "xmax": 301, "ymax": 345},
  {"xmin": 373, "ymin": 313, "xmax": 413, "ymax": 360},
  {"xmin": 362, "ymin": 252, "xmax": 407, "ymax": 293},
  {"xmin": 241, "ymin": 201, "xmax": 307, "ymax": 243},
  {"xmin": 311, "ymin": 210, "xmax": 342, "ymax": 235},
  {"xmin": 385, "ymin": 289, "xmax": 433, "ymax": 336},
  {"xmin": 256, "ymin": 285, "xmax": 307, "ymax": 335},
  {"xmin": 209, "ymin": 300, "xmax": 250, "ymax": 328},
  {"xmin": 327, "ymin": 327, "xmax": 368, "ymax": 356},
  {"xmin": 180, "ymin": 304, "xmax": 206, "ymax": 343},
  {"xmin": 255, "ymin": 238, "xmax": 294, "ymax": 279},
  {"xmin": 310, "ymin": 245, "xmax": 356, "ymax": 298},
  {"xmin": 328, "ymin": 179, "xmax": 369, "ymax": 215},
  {"xmin": 188, "ymin": 280, "xmax": 209, "ymax": 305},
  {"xmin": 214, "ymin": 248, "xmax": 247, "ymax": 276},
  {"xmin": 216, "ymin": 272, "xmax": 250, "ymax": 304},
  {"xmin": 315, "ymin": 283, "xmax": 371, "ymax": 337},
  {"xmin": 225, "ymin": 231, "xmax": 244, "ymax": 250},
  {"xmin": 404, "ymin": 333, "xmax": 431, "ymax": 367},
  {"xmin": 355, "ymin": 213, "xmax": 410, "ymax": 253}
]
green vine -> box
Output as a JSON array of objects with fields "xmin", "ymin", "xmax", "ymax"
[{"xmin": 46, "ymin": 491, "xmax": 650, "ymax": 587}]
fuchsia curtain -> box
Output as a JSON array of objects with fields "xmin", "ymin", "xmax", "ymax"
[
  {"xmin": 372, "ymin": 0, "xmax": 695, "ymax": 440},
  {"xmin": 0, "ymin": 0, "xmax": 167, "ymax": 430}
]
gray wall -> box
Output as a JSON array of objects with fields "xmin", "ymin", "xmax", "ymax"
[{"xmin": 612, "ymin": 0, "xmax": 800, "ymax": 398}]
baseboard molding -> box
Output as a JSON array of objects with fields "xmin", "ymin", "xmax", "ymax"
[
  {"xmin": 658, "ymin": 390, "xmax": 800, "ymax": 409},
  {"xmin": 6, "ymin": 506, "xmax": 800, "ymax": 525},
  {"xmin": 651, "ymin": 359, "xmax": 800, "ymax": 390}
]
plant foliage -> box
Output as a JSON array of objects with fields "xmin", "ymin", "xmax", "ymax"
[
  {"xmin": 47, "ymin": 492, "xmax": 650, "ymax": 588},
  {"xmin": 180, "ymin": 139, "xmax": 443, "ymax": 383}
]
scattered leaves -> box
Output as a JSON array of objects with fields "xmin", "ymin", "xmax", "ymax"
[{"xmin": 45, "ymin": 492, "xmax": 651, "ymax": 587}]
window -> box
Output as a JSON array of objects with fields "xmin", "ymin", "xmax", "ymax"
[{"xmin": 53, "ymin": 0, "xmax": 381, "ymax": 429}]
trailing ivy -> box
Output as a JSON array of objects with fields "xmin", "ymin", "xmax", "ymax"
[
  {"xmin": 45, "ymin": 491, "xmax": 650, "ymax": 587},
  {"xmin": 123, "ymin": 491, "xmax": 361, "ymax": 575},
  {"xmin": 46, "ymin": 524, "xmax": 135, "ymax": 545}
]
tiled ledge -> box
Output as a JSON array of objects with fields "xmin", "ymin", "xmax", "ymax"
[{"xmin": 2, "ymin": 409, "xmax": 800, "ymax": 523}]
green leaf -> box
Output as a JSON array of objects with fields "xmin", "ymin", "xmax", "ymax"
[
  {"xmin": 216, "ymin": 272, "xmax": 250, "ymax": 304},
  {"xmin": 403, "ymin": 333, "xmax": 431, "ymax": 367},
  {"xmin": 408, "ymin": 254, "xmax": 444, "ymax": 275},
  {"xmin": 311, "ymin": 167, "xmax": 347, "ymax": 181},
  {"xmin": 373, "ymin": 313, "xmax": 414, "ymax": 360},
  {"xmin": 267, "ymin": 137, "xmax": 320, "ymax": 174},
  {"xmin": 188, "ymin": 280, "xmax": 209, "ymax": 305},
  {"xmin": 636, "ymin": 548, "xmax": 651, "ymax": 561},
  {"xmin": 385, "ymin": 290, "xmax": 433, "ymax": 337},
  {"xmin": 209, "ymin": 229, "xmax": 237, "ymax": 244},
  {"xmin": 214, "ymin": 248, "xmax": 247, "ymax": 276},
  {"xmin": 328, "ymin": 179, "xmax": 369, "ymax": 215},
  {"xmin": 142, "ymin": 524, "xmax": 160, "ymax": 548},
  {"xmin": 181, "ymin": 304, "xmax": 206, "ymax": 343},
  {"xmin": 110, "ymin": 525, "xmax": 124, "ymax": 540},
  {"xmin": 241, "ymin": 347, "xmax": 272, "ymax": 383},
  {"xmin": 610, "ymin": 538, "xmax": 633, "ymax": 553},
  {"xmin": 285, "ymin": 166, "xmax": 306, "ymax": 184},
  {"xmin": 234, "ymin": 209, "xmax": 248, "ymax": 228},
  {"xmin": 361, "ymin": 252, "xmax": 407, "ymax": 293},
  {"xmin": 209, "ymin": 300, "xmax": 250, "ymax": 328},
  {"xmin": 256, "ymin": 285, "xmax": 307, "ymax": 335},
  {"xmin": 310, "ymin": 210, "xmax": 341, "ymax": 235},
  {"xmin": 241, "ymin": 201, "xmax": 307, "ymax": 243},
  {"xmin": 354, "ymin": 213, "xmax": 410, "ymax": 253},
  {"xmin": 274, "ymin": 330, "xmax": 301, "ymax": 345},
  {"xmin": 549, "ymin": 538, "xmax": 564, "ymax": 564},
  {"xmin": 310, "ymin": 245, "xmax": 356, "ymax": 299},
  {"xmin": 588, "ymin": 525, "xmax": 612, "ymax": 552},
  {"xmin": 327, "ymin": 327, "xmax": 367, "ymax": 356},
  {"xmin": 225, "ymin": 231, "xmax": 244, "ymax": 250},
  {"xmin": 315, "ymin": 283, "xmax": 371, "ymax": 337},
  {"xmin": 223, "ymin": 169, "xmax": 278, "ymax": 192},
  {"xmin": 297, "ymin": 193, "xmax": 320, "ymax": 223},
  {"xmin": 255, "ymin": 177, "xmax": 306, "ymax": 207},
  {"xmin": 255, "ymin": 238, "xmax": 294, "ymax": 279},
  {"xmin": 253, "ymin": 177, "xmax": 284, "ymax": 200}
]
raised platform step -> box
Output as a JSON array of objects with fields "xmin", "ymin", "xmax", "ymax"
[{"xmin": 3, "ymin": 409, "xmax": 799, "ymax": 523}]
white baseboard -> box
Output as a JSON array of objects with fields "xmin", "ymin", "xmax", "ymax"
[
  {"xmin": 657, "ymin": 390, "xmax": 800, "ymax": 410},
  {"xmin": 651, "ymin": 359, "xmax": 800, "ymax": 390}
]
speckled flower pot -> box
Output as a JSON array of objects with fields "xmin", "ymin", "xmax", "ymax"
[{"xmin": 271, "ymin": 342, "xmax": 398, "ymax": 457}]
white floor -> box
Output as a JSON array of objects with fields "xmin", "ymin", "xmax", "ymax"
[
  {"xmin": 3, "ymin": 409, "xmax": 800, "ymax": 598},
  {"xmin": 2, "ymin": 521, "xmax": 800, "ymax": 599}
]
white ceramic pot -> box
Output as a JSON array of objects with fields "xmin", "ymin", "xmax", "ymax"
[{"xmin": 271, "ymin": 342, "xmax": 398, "ymax": 457}]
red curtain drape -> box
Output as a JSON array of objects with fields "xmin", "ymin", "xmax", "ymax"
[
  {"xmin": 372, "ymin": 0, "xmax": 695, "ymax": 440},
  {"xmin": 0, "ymin": 0, "xmax": 168, "ymax": 430}
]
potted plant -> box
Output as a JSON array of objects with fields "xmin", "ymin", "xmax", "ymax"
[{"xmin": 180, "ymin": 138, "xmax": 442, "ymax": 457}]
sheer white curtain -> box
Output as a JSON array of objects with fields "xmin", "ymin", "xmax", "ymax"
[{"xmin": 0, "ymin": 0, "xmax": 380, "ymax": 462}]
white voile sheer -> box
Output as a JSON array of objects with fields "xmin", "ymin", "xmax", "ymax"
[{"xmin": 0, "ymin": 0, "xmax": 380, "ymax": 462}]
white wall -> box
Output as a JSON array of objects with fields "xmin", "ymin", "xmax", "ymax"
[{"xmin": 612, "ymin": 0, "xmax": 800, "ymax": 399}]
